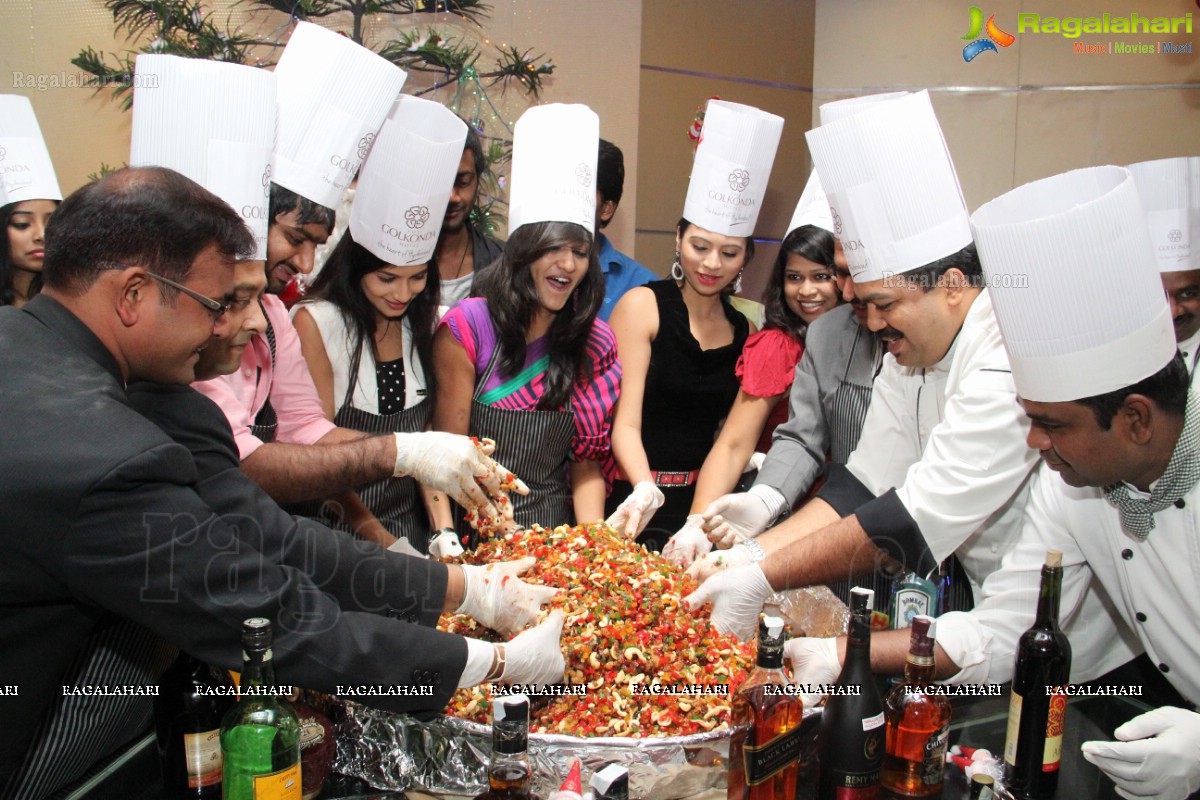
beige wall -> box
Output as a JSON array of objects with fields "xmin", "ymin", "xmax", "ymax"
[
  {"xmin": 814, "ymin": 0, "xmax": 1200, "ymax": 213},
  {"xmin": 0, "ymin": 0, "xmax": 644, "ymax": 251}
]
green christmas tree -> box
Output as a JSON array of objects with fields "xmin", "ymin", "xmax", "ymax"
[{"xmin": 73, "ymin": 0, "xmax": 556, "ymax": 232}]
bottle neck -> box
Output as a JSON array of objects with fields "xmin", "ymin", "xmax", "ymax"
[
  {"xmin": 1035, "ymin": 565, "xmax": 1063, "ymax": 629},
  {"xmin": 903, "ymin": 654, "xmax": 936, "ymax": 683},
  {"xmin": 757, "ymin": 646, "xmax": 785, "ymax": 671},
  {"xmin": 241, "ymin": 648, "xmax": 276, "ymax": 690},
  {"xmin": 846, "ymin": 611, "xmax": 872, "ymax": 654}
]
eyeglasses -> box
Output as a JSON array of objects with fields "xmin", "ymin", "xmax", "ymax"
[{"xmin": 143, "ymin": 271, "xmax": 232, "ymax": 321}]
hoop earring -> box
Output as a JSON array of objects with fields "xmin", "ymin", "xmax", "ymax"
[
  {"xmin": 732, "ymin": 269, "xmax": 743, "ymax": 294},
  {"xmin": 670, "ymin": 252, "xmax": 684, "ymax": 281}
]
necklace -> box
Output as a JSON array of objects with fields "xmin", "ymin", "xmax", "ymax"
[{"xmin": 452, "ymin": 240, "xmax": 471, "ymax": 280}]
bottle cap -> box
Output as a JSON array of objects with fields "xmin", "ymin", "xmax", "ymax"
[
  {"xmin": 494, "ymin": 693, "xmax": 529, "ymax": 723},
  {"xmin": 241, "ymin": 617, "xmax": 272, "ymax": 650},
  {"xmin": 908, "ymin": 614, "xmax": 936, "ymax": 657},
  {"xmin": 590, "ymin": 764, "xmax": 629, "ymax": 799},
  {"xmin": 850, "ymin": 587, "xmax": 875, "ymax": 612},
  {"xmin": 1045, "ymin": 549, "xmax": 1063, "ymax": 568}
]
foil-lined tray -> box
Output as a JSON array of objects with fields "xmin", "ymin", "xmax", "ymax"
[{"xmin": 333, "ymin": 702, "xmax": 822, "ymax": 798}]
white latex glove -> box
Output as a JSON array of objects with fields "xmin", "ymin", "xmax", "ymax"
[
  {"xmin": 662, "ymin": 515, "xmax": 713, "ymax": 568},
  {"xmin": 427, "ymin": 528, "xmax": 465, "ymax": 561},
  {"xmin": 683, "ymin": 563, "xmax": 774, "ymax": 641},
  {"xmin": 458, "ymin": 557, "xmax": 560, "ymax": 636},
  {"xmin": 502, "ymin": 611, "xmax": 566, "ymax": 687},
  {"xmin": 393, "ymin": 433, "xmax": 528, "ymax": 525},
  {"xmin": 783, "ymin": 637, "xmax": 842, "ymax": 707},
  {"xmin": 701, "ymin": 492, "xmax": 773, "ymax": 548},
  {"xmin": 1081, "ymin": 706, "xmax": 1200, "ymax": 800},
  {"xmin": 605, "ymin": 480, "xmax": 665, "ymax": 539},
  {"xmin": 684, "ymin": 541, "xmax": 758, "ymax": 583}
]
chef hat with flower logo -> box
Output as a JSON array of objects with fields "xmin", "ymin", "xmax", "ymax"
[
  {"xmin": 507, "ymin": 104, "xmax": 599, "ymax": 236},
  {"xmin": 683, "ymin": 100, "xmax": 783, "ymax": 238},
  {"xmin": 972, "ymin": 166, "xmax": 1174, "ymax": 402},
  {"xmin": 1127, "ymin": 156, "xmax": 1200, "ymax": 274},
  {"xmin": 348, "ymin": 95, "xmax": 467, "ymax": 267},
  {"xmin": 0, "ymin": 95, "xmax": 62, "ymax": 205},
  {"xmin": 272, "ymin": 22, "xmax": 408, "ymax": 210},
  {"xmin": 130, "ymin": 55, "xmax": 276, "ymax": 259}
]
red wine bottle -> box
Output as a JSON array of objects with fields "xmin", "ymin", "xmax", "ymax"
[
  {"xmin": 819, "ymin": 587, "xmax": 884, "ymax": 799},
  {"xmin": 154, "ymin": 651, "xmax": 235, "ymax": 798},
  {"xmin": 1003, "ymin": 550, "xmax": 1071, "ymax": 799}
]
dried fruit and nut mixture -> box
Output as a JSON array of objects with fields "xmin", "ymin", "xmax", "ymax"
[{"xmin": 439, "ymin": 523, "xmax": 755, "ymax": 736}]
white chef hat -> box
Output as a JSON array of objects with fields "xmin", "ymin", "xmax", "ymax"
[
  {"xmin": 507, "ymin": 104, "xmax": 599, "ymax": 235},
  {"xmin": 130, "ymin": 55, "xmax": 276, "ymax": 260},
  {"xmin": 349, "ymin": 95, "xmax": 467, "ymax": 267},
  {"xmin": 971, "ymin": 166, "xmax": 1175, "ymax": 403},
  {"xmin": 1127, "ymin": 157, "xmax": 1200, "ymax": 273},
  {"xmin": 272, "ymin": 22, "xmax": 407, "ymax": 210},
  {"xmin": 805, "ymin": 91, "xmax": 970, "ymax": 284},
  {"xmin": 0, "ymin": 95, "xmax": 62, "ymax": 205},
  {"xmin": 683, "ymin": 100, "xmax": 784, "ymax": 237},
  {"xmin": 786, "ymin": 93, "xmax": 911, "ymax": 238}
]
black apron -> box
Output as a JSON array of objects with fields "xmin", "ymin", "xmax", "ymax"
[
  {"xmin": 456, "ymin": 346, "xmax": 575, "ymax": 545},
  {"xmin": 295, "ymin": 338, "xmax": 434, "ymax": 552},
  {"xmin": 249, "ymin": 311, "xmax": 278, "ymax": 443}
]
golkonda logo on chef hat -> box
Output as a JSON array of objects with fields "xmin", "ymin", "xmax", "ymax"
[
  {"xmin": 728, "ymin": 169, "xmax": 750, "ymax": 193},
  {"xmin": 404, "ymin": 205, "xmax": 430, "ymax": 229},
  {"xmin": 962, "ymin": 6, "xmax": 1016, "ymax": 61},
  {"xmin": 575, "ymin": 163, "xmax": 592, "ymax": 187},
  {"xmin": 358, "ymin": 132, "xmax": 376, "ymax": 161}
]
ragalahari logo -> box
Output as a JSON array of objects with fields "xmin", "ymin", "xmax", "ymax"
[{"xmin": 962, "ymin": 7, "xmax": 1016, "ymax": 61}]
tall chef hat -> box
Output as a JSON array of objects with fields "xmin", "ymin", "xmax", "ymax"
[
  {"xmin": 130, "ymin": 55, "xmax": 276, "ymax": 260},
  {"xmin": 1127, "ymin": 156, "xmax": 1200, "ymax": 273},
  {"xmin": 0, "ymin": 95, "xmax": 62, "ymax": 205},
  {"xmin": 507, "ymin": 104, "xmax": 599, "ymax": 235},
  {"xmin": 272, "ymin": 22, "xmax": 407, "ymax": 210},
  {"xmin": 805, "ymin": 91, "xmax": 970, "ymax": 284},
  {"xmin": 786, "ymin": 92, "xmax": 911, "ymax": 237},
  {"xmin": 349, "ymin": 95, "xmax": 467, "ymax": 267},
  {"xmin": 683, "ymin": 100, "xmax": 784, "ymax": 238},
  {"xmin": 971, "ymin": 166, "xmax": 1175, "ymax": 402}
]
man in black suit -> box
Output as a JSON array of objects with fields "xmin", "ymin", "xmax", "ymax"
[{"xmin": 0, "ymin": 167, "xmax": 563, "ymax": 791}]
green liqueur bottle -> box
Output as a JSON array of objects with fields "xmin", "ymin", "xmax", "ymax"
[{"xmin": 220, "ymin": 618, "xmax": 301, "ymax": 800}]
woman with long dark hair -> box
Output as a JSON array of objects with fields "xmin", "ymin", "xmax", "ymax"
[
  {"xmin": 433, "ymin": 105, "xmax": 620, "ymax": 535},
  {"xmin": 662, "ymin": 224, "xmax": 840, "ymax": 565},
  {"xmin": 1, "ymin": 96, "xmax": 62, "ymax": 308},
  {"xmin": 1, "ymin": 200, "xmax": 56, "ymax": 307},
  {"xmin": 293, "ymin": 96, "xmax": 465, "ymax": 552}
]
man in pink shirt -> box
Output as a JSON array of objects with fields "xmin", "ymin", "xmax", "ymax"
[{"xmin": 194, "ymin": 186, "xmax": 471, "ymax": 549}]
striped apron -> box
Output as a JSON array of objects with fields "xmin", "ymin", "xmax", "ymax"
[
  {"xmin": 456, "ymin": 347, "xmax": 575, "ymax": 545},
  {"xmin": 249, "ymin": 311, "xmax": 278, "ymax": 443}
]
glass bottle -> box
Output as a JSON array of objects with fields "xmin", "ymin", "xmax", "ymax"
[
  {"xmin": 472, "ymin": 693, "xmax": 541, "ymax": 799},
  {"xmin": 219, "ymin": 618, "xmax": 301, "ymax": 800},
  {"xmin": 818, "ymin": 587, "xmax": 884, "ymax": 799},
  {"xmin": 155, "ymin": 651, "xmax": 235, "ymax": 798},
  {"xmin": 1003, "ymin": 550, "xmax": 1071, "ymax": 799},
  {"xmin": 882, "ymin": 615, "xmax": 951, "ymax": 796},
  {"xmin": 728, "ymin": 615, "xmax": 804, "ymax": 799}
]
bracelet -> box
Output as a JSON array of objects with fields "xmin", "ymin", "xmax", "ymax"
[
  {"xmin": 484, "ymin": 644, "xmax": 506, "ymax": 683},
  {"xmin": 740, "ymin": 539, "xmax": 767, "ymax": 562}
]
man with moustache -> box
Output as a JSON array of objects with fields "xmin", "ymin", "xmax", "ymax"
[
  {"xmin": 434, "ymin": 126, "xmax": 505, "ymax": 310},
  {"xmin": 1129, "ymin": 157, "xmax": 1200, "ymax": 380},
  {"xmin": 683, "ymin": 95, "xmax": 1139, "ymax": 695}
]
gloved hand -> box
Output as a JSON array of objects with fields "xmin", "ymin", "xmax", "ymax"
[
  {"xmin": 684, "ymin": 541, "xmax": 759, "ymax": 583},
  {"xmin": 458, "ymin": 557, "xmax": 560, "ymax": 636},
  {"xmin": 744, "ymin": 452, "xmax": 766, "ymax": 473},
  {"xmin": 605, "ymin": 480, "xmax": 665, "ymax": 539},
  {"xmin": 701, "ymin": 492, "xmax": 773, "ymax": 548},
  {"xmin": 427, "ymin": 528, "xmax": 465, "ymax": 561},
  {"xmin": 662, "ymin": 515, "xmax": 713, "ymax": 568},
  {"xmin": 784, "ymin": 637, "xmax": 842, "ymax": 707},
  {"xmin": 502, "ymin": 611, "xmax": 566, "ymax": 687},
  {"xmin": 1081, "ymin": 706, "xmax": 1200, "ymax": 800},
  {"xmin": 393, "ymin": 432, "xmax": 528, "ymax": 522},
  {"xmin": 683, "ymin": 563, "xmax": 774, "ymax": 641}
]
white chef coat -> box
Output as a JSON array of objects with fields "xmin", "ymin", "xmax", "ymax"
[
  {"xmin": 845, "ymin": 290, "xmax": 1040, "ymax": 596},
  {"xmin": 936, "ymin": 462, "xmax": 1160, "ymax": 690}
]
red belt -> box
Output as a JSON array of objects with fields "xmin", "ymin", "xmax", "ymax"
[{"xmin": 615, "ymin": 467, "xmax": 700, "ymax": 488}]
